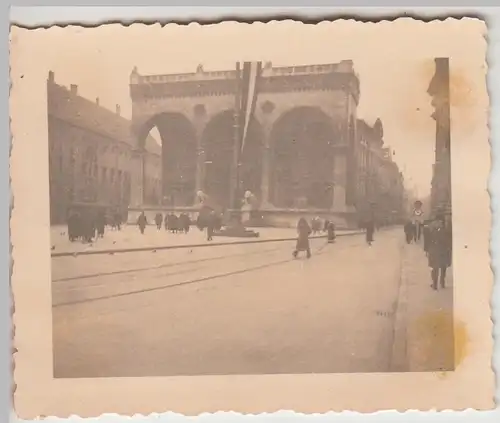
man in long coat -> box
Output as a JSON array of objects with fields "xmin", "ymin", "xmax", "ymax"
[
  {"xmin": 365, "ymin": 219, "xmax": 375, "ymax": 246},
  {"xmin": 428, "ymin": 214, "xmax": 452, "ymax": 290},
  {"xmin": 154, "ymin": 212, "xmax": 163, "ymax": 230},
  {"xmin": 137, "ymin": 212, "xmax": 147, "ymax": 235}
]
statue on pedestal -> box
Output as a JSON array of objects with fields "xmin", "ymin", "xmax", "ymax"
[{"xmin": 241, "ymin": 190, "xmax": 257, "ymax": 223}]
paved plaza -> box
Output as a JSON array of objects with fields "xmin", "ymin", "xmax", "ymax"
[{"xmin": 51, "ymin": 227, "xmax": 454, "ymax": 377}]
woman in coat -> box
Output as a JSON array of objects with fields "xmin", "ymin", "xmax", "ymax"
[{"xmin": 293, "ymin": 217, "xmax": 312, "ymax": 259}]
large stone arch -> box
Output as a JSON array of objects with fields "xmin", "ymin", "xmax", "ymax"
[
  {"xmin": 138, "ymin": 112, "xmax": 197, "ymax": 206},
  {"xmin": 201, "ymin": 110, "xmax": 264, "ymax": 209},
  {"xmin": 269, "ymin": 106, "xmax": 341, "ymax": 209}
]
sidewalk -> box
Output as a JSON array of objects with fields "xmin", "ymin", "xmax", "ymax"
[
  {"xmin": 50, "ymin": 225, "xmax": 362, "ymax": 256},
  {"xmin": 391, "ymin": 240, "xmax": 454, "ymax": 372}
]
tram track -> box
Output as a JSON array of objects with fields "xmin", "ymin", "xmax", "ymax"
[
  {"xmin": 53, "ymin": 240, "xmax": 337, "ymax": 308},
  {"xmin": 52, "ymin": 244, "xmax": 284, "ymax": 283}
]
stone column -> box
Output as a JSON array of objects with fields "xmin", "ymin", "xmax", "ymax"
[
  {"xmin": 259, "ymin": 101, "xmax": 276, "ymax": 209},
  {"xmin": 332, "ymin": 152, "xmax": 348, "ymax": 212},
  {"xmin": 193, "ymin": 106, "xmax": 207, "ymax": 205},
  {"xmin": 260, "ymin": 126, "xmax": 272, "ymax": 208},
  {"xmin": 194, "ymin": 123, "xmax": 206, "ymax": 197}
]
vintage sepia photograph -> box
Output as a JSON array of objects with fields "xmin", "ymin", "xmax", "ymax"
[
  {"xmin": 10, "ymin": 18, "xmax": 493, "ymax": 416},
  {"xmin": 48, "ymin": 31, "xmax": 453, "ymax": 379}
]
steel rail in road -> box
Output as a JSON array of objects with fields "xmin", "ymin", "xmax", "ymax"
[
  {"xmin": 52, "ymin": 245, "xmax": 284, "ymax": 282},
  {"xmin": 52, "ymin": 240, "xmax": 345, "ymax": 308},
  {"xmin": 51, "ymin": 231, "xmax": 364, "ymax": 258}
]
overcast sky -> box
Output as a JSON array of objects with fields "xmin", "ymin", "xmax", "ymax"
[{"xmin": 29, "ymin": 19, "xmax": 485, "ymax": 199}]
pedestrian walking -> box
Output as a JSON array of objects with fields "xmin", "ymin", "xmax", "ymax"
[
  {"xmin": 327, "ymin": 221, "xmax": 336, "ymax": 243},
  {"xmin": 137, "ymin": 211, "xmax": 147, "ymax": 235},
  {"xmin": 67, "ymin": 210, "xmax": 81, "ymax": 242},
  {"xmin": 206, "ymin": 211, "xmax": 216, "ymax": 241},
  {"xmin": 427, "ymin": 214, "xmax": 452, "ymax": 290},
  {"xmin": 293, "ymin": 217, "xmax": 312, "ymax": 259},
  {"xmin": 365, "ymin": 219, "xmax": 375, "ymax": 246},
  {"xmin": 179, "ymin": 213, "xmax": 191, "ymax": 234},
  {"xmin": 95, "ymin": 210, "xmax": 106, "ymax": 238},
  {"xmin": 154, "ymin": 212, "xmax": 163, "ymax": 230}
]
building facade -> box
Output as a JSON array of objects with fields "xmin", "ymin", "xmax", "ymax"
[
  {"xmin": 129, "ymin": 61, "xmax": 363, "ymax": 226},
  {"xmin": 428, "ymin": 58, "xmax": 452, "ymax": 217},
  {"xmin": 356, "ymin": 118, "xmax": 405, "ymax": 225},
  {"xmin": 47, "ymin": 71, "xmax": 162, "ymax": 224}
]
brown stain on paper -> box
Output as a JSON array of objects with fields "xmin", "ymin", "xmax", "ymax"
[
  {"xmin": 412, "ymin": 310, "xmax": 468, "ymax": 376},
  {"xmin": 405, "ymin": 59, "xmax": 479, "ymax": 137}
]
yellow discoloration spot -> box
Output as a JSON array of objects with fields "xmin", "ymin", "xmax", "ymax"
[
  {"xmin": 454, "ymin": 318, "xmax": 468, "ymax": 368},
  {"xmin": 412, "ymin": 310, "xmax": 466, "ymax": 373}
]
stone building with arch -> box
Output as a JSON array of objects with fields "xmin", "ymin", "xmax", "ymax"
[
  {"xmin": 47, "ymin": 71, "xmax": 162, "ymax": 224},
  {"xmin": 129, "ymin": 61, "xmax": 387, "ymax": 227}
]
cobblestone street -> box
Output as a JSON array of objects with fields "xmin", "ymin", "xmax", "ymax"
[{"xmin": 49, "ymin": 227, "xmax": 455, "ymax": 378}]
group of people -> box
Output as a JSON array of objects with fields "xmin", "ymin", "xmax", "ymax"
[
  {"xmin": 152, "ymin": 212, "xmax": 192, "ymax": 234},
  {"xmin": 136, "ymin": 209, "xmax": 223, "ymax": 241},
  {"xmin": 404, "ymin": 213, "xmax": 452, "ymax": 291},
  {"xmin": 67, "ymin": 209, "xmax": 122, "ymax": 243}
]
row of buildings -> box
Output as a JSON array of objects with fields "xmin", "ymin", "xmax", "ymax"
[
  {"xmin": 47, "ymin": 71, "xmax": 162, "ymax": 224},
  {"xmin": 355, "ymin": 118, "xmax": 405, "ymax": 225}
]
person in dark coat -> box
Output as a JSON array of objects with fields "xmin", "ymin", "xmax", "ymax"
[
  {"xmin": 82, "ymin": 211, "xmax": 96, "ymax": 243},
  {"xmin": 327, "ymin": 221, "xmax": 336, "ymax": 243},
  {"xmin": 67, "ymin": 211, "xmax": 81, "ymax": 242},
  {"xmin": 112, "ymin": 212, "xmax": 122, "ymax": 231},
  {"xmin": 293, "ymin": 217, "xmax": 312, "ymax": 258},
  {"xmin": 95, "ymin": 210, "xmax": 106, "ymax": 238},
  {"xmin": 179, "ymin": 213, "xmax": 191, "ymax": 234},
  {"xmin": 365, "ymin": 219, "xmax": 375, "ymax": 246},
  {"xmin": 428, "ymin": 214, "xmax": 452, "ymax": 290},
  {"xmin": 137, "ymin": 212, "xmax": 147, "ymax": 235},
  {"xmin": 206, "ymin": 211, "xmax": 216, "ymax": 241},
  {"xmin": 167, "ymin": 213, "xmax": 179, "ymax": 233},
  {"xmin": 154, "ymin": 213, "xmax": 163, "ymax": 230},
  {"xmin": 404, "ymin": 221, "xmax": 415, "ymax": 244}
]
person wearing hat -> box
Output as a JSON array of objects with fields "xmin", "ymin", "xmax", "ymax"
[{"xmin": 427, "ymin": 212, "xmax": 452, "ymax": 290}]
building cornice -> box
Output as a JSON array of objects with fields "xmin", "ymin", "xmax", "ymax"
[{"xmin": 130, "ymin": 73, "xmax": 360, "ymax": 101}]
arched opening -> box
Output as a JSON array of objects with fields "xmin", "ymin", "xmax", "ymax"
[
  {"xmin": 269, "ymin": 107, "xmax": 340, "ymax": 209},
  {"xmin": 201, "ymin": 110, "xmax": 234, "ymax": 209},
  {"xmin": 139, "ymin": 112, "xmax": 197, "ymax": 207},
  {"xmin": 201, "ymin": 110, "xmax": 264, "ymax": 209}
]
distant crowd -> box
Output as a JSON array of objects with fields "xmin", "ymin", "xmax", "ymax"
[
  {"xmin": 136, "ymin": 209, "xmax": 223, "ymax": 241},
  {"xmin": 67, "ymin": 209, "xmax": 123, "ymax": 243}
]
